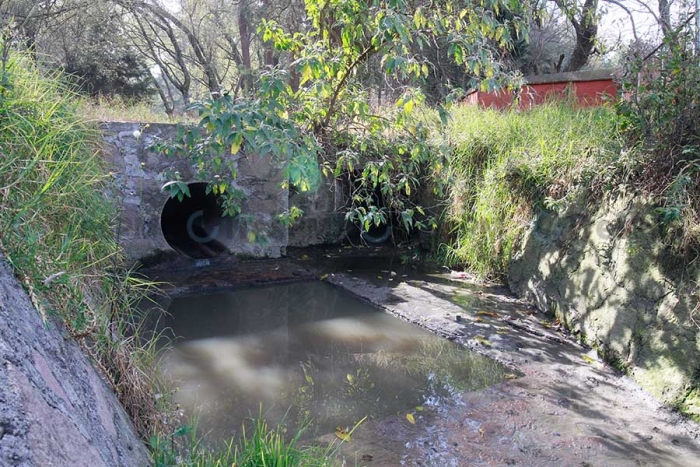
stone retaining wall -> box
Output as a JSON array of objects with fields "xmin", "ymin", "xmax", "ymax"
[
  {"xmin": 288, "ymin": 177, "xmax": 347, "ymax": 247},
  {"xmin": 508, "ymin": 192, "xmax": 700, "ymax": 417}
]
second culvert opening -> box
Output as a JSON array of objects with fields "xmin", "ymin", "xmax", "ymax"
[{"xmin": 160, "ymin": 182, "xmax": 234, "ymax": 259}]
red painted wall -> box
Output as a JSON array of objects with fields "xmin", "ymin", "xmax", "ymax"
[{"xmin": 468, "ymin": 79, "xmax": 617, "ymax": 110}]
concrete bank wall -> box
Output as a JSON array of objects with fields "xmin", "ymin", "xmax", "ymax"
[
  {"xmin": 0, "ymin": 257, "xmax": 149, "ymax": 467},
  {"xmin": 508, "ymin": 193, "xmax": 700, "ymax": 416}
]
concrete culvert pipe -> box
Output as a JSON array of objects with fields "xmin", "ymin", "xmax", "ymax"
[
  {"xmin": 361, "ymin": 221, "xmax": 392, "ymax": 244},
  {"xmin": 160, "ymin": 182, "xmax": 233, "ymax": 259}
]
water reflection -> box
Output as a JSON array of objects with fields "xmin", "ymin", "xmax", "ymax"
[{"xmin": 158, "ymin": 281, "xmax": 506, "ymax": 443}]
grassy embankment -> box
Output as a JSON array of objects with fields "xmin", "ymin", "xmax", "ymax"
[
  {"xmin": 0, "ymin": 55, "xmax": 341, "ymax": 466},
  {"xmin": 442, "ymin": 101, "xmax": 700, "ymax": 422},
  {"xmin": 0, "ymin": 54, "xmax": 163, "ymax": 434},
  {"xmin": 442, "ymin": 102, "xmax": 621, "ymax": 278}
]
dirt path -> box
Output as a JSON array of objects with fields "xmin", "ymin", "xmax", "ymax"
[{"xmin": 324, "ymin": 272, "xmax": 700, "ymax": 467}]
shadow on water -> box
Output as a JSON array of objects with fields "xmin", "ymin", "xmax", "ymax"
[{"xmin": 154, "ymin": 281, "xmax": 508, "ymax": 444}]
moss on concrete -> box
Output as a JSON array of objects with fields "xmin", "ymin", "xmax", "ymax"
[{"xmin": 509, "ymin": 192, "xmax": 700, "ymax": 414}]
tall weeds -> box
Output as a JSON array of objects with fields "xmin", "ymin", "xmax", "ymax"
[
  {"xmin": 443, "ymin": 102, "xmax": 620, "ymax": 277},
  {"xmin": 0, "ymin": 54, "xmax": 163, "ymax": 436},
  {"xmin": 151, "ymin": 416, "xmax": 348, "ymax": 467}
]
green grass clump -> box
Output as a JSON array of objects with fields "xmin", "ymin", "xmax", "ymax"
[
  {"xmin": 443, "ymin": 102, "xmax": 621, "ymax": 277},
  {"xmin": 0, "ymin": 54, "xmax": 162, "ymax": 435},
  {"xmin": 151, "ymin": 418, "xmax": 341, "ymax": 467}
]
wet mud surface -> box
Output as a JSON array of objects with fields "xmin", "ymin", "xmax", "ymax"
[{"xmin": 145, "ymin": 246, "xmax": 700, "ymax": 466}]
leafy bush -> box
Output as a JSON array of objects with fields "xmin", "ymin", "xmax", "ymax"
[
  {"xmin": 154, "ymin": 0, "xmax": 533, "ymax": 242},
  {"xmin": 444, "ymin": 102, "xmax": 620, "ymax": 277},
  {"xmin": 616, "ymin": 26, "xmax": 700, "ymax": 256}
]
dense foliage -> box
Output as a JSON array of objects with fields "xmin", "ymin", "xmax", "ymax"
[
  {"xmin": 442, "ymin": 13, "xmax": 700, "ymax": 277},
  {"xmin": 157, "ymin": 0, "xmax": 532, "ymax": 242},
  {"xmin": 616, "ymin": 21, "xmax": 700, "ymax": 256}
]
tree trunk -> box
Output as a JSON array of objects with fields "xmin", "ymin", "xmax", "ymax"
[
  {"xmin": 150, "ymin": 70, "xmax": 174, "ymax": 117},
  {"xmin": 237, "ymin": 7, "xmax": 253, "ymax": 91},
  {"xmin": 658, "ymin": 0, "xmax": 672, "ymax": 39},
  {"xmin": 556, "ymin": 0, "xmax": 599, "ymax": 72},
  {"xmin": 262, "ymin": 0, "xmax": 275, "ymax": 66}
]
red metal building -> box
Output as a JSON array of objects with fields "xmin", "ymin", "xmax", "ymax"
[{"xmin": 464, "ymin": 69, "xmax": 618, "ymax": 110}]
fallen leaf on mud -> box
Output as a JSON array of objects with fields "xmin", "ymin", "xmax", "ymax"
[
  {"xmin": 477, "ymin": 311, "xmax": 499, "ymax": 318},
  {"xmin": 335, "ymin": 427, "xmax": 351, "ymax": 442},
  {"xmin": 300, "ymin": 254, "xmax": 311, "ymax": 260},
  {"xmin": 496, "ymin": 329, "xmax": 509, "ymax": 334},
  {"xmin": 478, "ymin": 428, "xmax": 485, "ymax": 437},
  {"xmin": 346, "ymin": 374, "xmax": 355, "ymax": 384},
  {"xmin": 406, "ymin": 413, "xmax": 416, "ymax": 424},
  {"xmin": 377, "ymin": 276, "xmax": 383, "ymax": 279},
  {"xmin": 475, "ymin": 317, "xmax": 484, "ymax": 322},
  {"xmin": 504, "ymin": 374, "xmax": 518, "ymax": 380},
  {"xmin": 582, "ymin": 355, "xmax": 596, "ymax": 364},
  {"xmin": 415, "ymin": 406, "xmax": 424, "ymax": 411},
  {"xmin": 319, "ymin": 274, "xmax": 329, "ymax": 281},
  {"xmin": 474, "ymin": 335, "xmax": 492, "ymax": 346}
]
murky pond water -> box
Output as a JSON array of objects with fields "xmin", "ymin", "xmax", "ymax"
[{"xmin": 158, "ymin": 281, "xmax": 507, "ymax": 443}]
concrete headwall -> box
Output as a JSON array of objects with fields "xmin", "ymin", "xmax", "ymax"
[
  {"xmin": 0, "ymin": 257, "xmax": 149, "ymax": 466},
  {"xmin": 101, "ymin": 122, "xmax": 289, "ymax": 264},
  {"xmin": 508, "ymin": 192, "xmax": 700, "ymax": 417},
  {"xmin": 101, "ymin": 122, "xmax": 347, "ymax": 265},
  {"xmin": 288, "ymin": 177, "xmax": 347, "ymax": 247}
]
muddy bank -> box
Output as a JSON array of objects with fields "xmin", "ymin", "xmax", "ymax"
[
  {"xmin": 508, "ymin": 192, "xmax": 700, "ymax": 418},
  {"xmin": 326, "ymin": 270, "xmax": 700, "ymax": 466}
]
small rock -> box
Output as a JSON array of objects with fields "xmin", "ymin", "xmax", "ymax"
[{"xmin": 455, "ymin": 315, "xmax": 463, "ymax": 323}]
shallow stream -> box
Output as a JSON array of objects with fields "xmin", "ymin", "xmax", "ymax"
[{"xmin": 157, "ymin": 280, "xmax": 507, "ymax": 444}]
